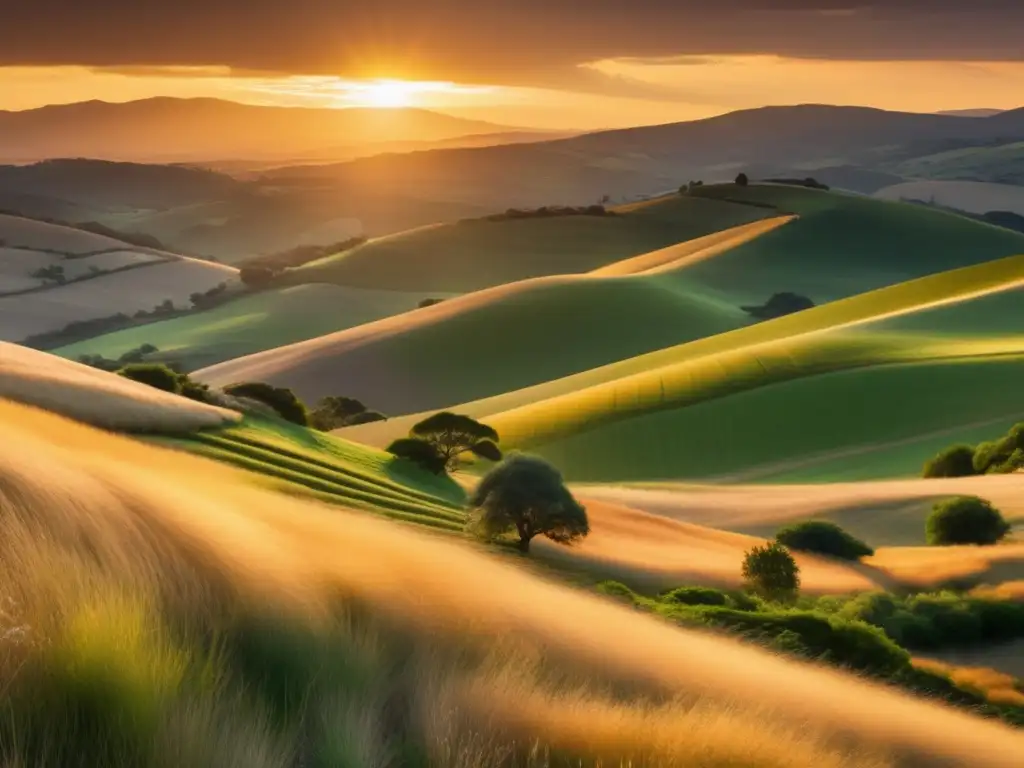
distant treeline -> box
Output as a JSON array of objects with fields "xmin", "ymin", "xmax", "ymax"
[
  {"xmin": 238, "ymin": 236, "xmax": 367, "ymax": 288},
  {"xmin": 478, "ymin": 205, "xmax": 616, "ymax": 223},
  {"xmin": 904, "ymin": 198, "xmax": 1024, "ymax": 234}
]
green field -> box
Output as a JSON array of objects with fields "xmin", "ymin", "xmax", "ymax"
[
  {"xmin": 205, "ymin": 186, "xmax": 1024, "ymax": 421},
  {"xmin": 677, "ymin": 184, "xmax": 1024, "ymax": 305},
  {"xmin": 344, "ymin": 252, "xmax": 1024, "ymax": 482},
  {"xmin": 55, "ymin": 283, "xmax": 437, "ymax": 371},
  {"xmin": 156, "ymin": 415, "xmax": 468, "ymax": 530},
  {"xmin": 288, "ymin": 194, "xmax": 775, "ymax": 292}
]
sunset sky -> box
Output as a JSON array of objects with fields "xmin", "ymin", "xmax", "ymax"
[{"xmin": 3, "ymin": 1, "xmax": 1024, "ymax": 129}]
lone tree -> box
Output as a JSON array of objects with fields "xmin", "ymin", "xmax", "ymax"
[
  {"xmin": 468, "ymin": 454, "xmax": 588, "ymax": 553},
  {"xmin": 735, "ymin": 172, "xmax": 749, "ymax": 187},
  {"xmin": 410, "ymin": 412, "xmax": 502, "ymax": 471},
  {"xmin": 926, "ymin": 496, "xmax": 1011, "ymax": 546},
  {"xmin": 386, "ymin": 438, "xmax": 447, "ymax": 476},
  {"xmin": 742, "ymin": 541, "xmax": 800, "ymax": 600}
]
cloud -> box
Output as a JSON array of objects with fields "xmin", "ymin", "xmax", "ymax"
[{"xmin": 3, "ymin": 1, "xmax": 1023, "ymax": 98}]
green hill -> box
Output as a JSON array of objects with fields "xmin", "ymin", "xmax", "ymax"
[
  {"xmin": 54, "ymin": 283, "xmax": 440, "ymax": 371},
  {"xmin": 287, "ymin": 194, "xmax": 775, "ymax": 292},
  {"xmin": 200, "ymin": 186, "xmax": 1024, "ymax": 419},
  {"xmin": 435, "ymin": 254, "xmax": 1024, "ymax": 483}
]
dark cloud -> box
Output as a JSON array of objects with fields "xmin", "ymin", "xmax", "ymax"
[{"xmin": 3, "ymin": 1, "xmax": 1022, "ymax": 92}]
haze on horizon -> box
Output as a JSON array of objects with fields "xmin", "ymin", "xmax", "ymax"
[{"xmin": 3, "ymin": 1, "xmax": 1024, "ymax": 131}]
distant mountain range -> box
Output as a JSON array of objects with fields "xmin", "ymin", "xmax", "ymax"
[
  {"xmin": 4, "ymin": 103, "xmax": 1024, "ymax": 261},
  {"xmin": 0, "ymin": 98, "xmax": 536, "ymax": 163}
]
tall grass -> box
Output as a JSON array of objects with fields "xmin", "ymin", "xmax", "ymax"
[{"xmin": 1, "ymin": 398, "xmax": 1023, "ymax": 766}]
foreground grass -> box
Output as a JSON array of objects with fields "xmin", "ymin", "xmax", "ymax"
[{"xmin": 5, "ymin": 399, "xmax": 1024, "ymax": 767}]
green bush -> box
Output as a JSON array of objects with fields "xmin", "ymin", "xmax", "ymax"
[
  {"xmin": 775, "ymin": 521, "xmax": 874, "ymax": 560},
  {"xmin": 922, "ymin": 445, "xmax": 978, "ymax": 478},
  {"xmin": 926, "ymin": 497, "xmax": 1011, "ymax": 546},
  {"xmin": 223, "ymin": 382, "xmax": 308, "ymax": 426},
  {"xmin": 661, "ymin": 587, "xmax": 729, "ymax": 606},
  {"xmin": 117, "ymin": 363, "xmax": 182, "ymax": 395},
  {"xmin": 742, "ymin": 541, "xmax": 800, "ymax": 600}
]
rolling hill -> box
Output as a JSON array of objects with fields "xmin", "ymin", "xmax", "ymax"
[
  {"xmin": 198, "ymin": 185, "xmax": 1024, "ymax": 415},
  {"xmin": 0, "ymin": 341, "xmax": 239, "ymax": 431},
  {"xmin": 0, "ymin": 213, "xmax": 238, "ymax": 343},
  {"xmin": 3, "ymin": 398, "xmax": 1024, "ymax": 767},
  {"xmin": 55, "ymin": 283, "xmax": 453, "ymax": 372},
  {"xmin": 289, "ymin": 192, "xmax": 775, "ymax": 292},
  {"xmin": 874, "ymin": 180, "xmax": 1024, "ymax": 216},
  {"xmin": 357, "ymin": 251, "xmax": 1024, "ymax": 484}
]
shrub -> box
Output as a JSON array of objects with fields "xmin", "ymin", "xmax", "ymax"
[
  {"xmin": 410, "ymin": 412, "xmax": 501, "ymax": 472},
  {"xmin": 735, "ymin": 172, "xmax": 749, "ymax": 187},
  {"xmin": 926, "ymin": 497, "xmax": 1011, "ymax": 546},
  {"xmin": 309, "ymin": 396, "xmax": 385, "ymax": 431},
  {"xmin": 223, "ymin": 382, "xmax": 308, "ymax": 426},
  {"xmin": 775, "ymin": 521, "xmax": 874, "ymax": 560},
  {"xmin": 661, "ymin": 587, "xmax": 728, "ymax": 607},
  {"xmin": 923, "ymin": 445, "xmax": 978, "ymax": 478},
  {"xmin": 179, "ymin": 377, "xmax": 212, "ymax": 403},
  {"xmin": 386, "ymin": 438, "xmax": 447, "ymax": 476},
  {"xmin": 418, "ymin": 298, "xmax": 445, "ymax": 308},
  {"xmin": 117, "ymin": 363, "xmax": 182, "ymax": 395},
  {"xmin": 239, "ymin": 265, "xmax": 278, "ymax": 289},
  {"xmin": 742, "ymin": 541, "xmax": 800, "ymax": 600},
  {"xmin": 468, "ymin": 454, "xmax": 588, "ymax": 553}
]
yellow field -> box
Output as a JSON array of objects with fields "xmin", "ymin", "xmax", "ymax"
[{"xmin": 3, "ymin": 397, "xmax": 1023, "ymax": 766}]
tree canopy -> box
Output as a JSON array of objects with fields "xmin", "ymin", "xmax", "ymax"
[
  {"xmin": 410, "ymin": 412, "xmax": 501, "ymax": 471},
  {"xmin": 386, "ymin": 438, "xmax": 448, "ymax": 476},
  {"xmin": 223, "ymin": 382, "xmax": 309, "ymax": 426},
  {"xmin": 468, "ymin": 454, "xmax": 588, "ymax": 553},
  {"xmin": 742, "ymin": 541, "xmax": 800, "ymax": 600}
]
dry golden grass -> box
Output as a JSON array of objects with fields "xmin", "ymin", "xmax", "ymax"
[
  {"xmin": 0, "ymin": 343, "xmax": 239, "ymax": 431},
  {"xmin": 2, "ymin": 399, "xmax": 1024, "ymax": 766},
  {"xmin": 529, "ymin": 495, "xmax": 1024, "ymax": 595},
  {"xmin": 913, "ymin": 657, "xmax": 1024, "ymax": 706}
]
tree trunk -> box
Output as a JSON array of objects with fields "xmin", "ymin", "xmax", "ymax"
[{"xmin": 515, "ymin": 520, "xmax": 532, "ymax": 553}]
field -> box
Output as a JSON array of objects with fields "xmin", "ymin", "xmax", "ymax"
[
  {"xmin": 55, "ymin": 283, "xmax": 443, "ymax": 371},
  {"xmin": 0, "ymin": 342, "xmax": 239, "ymax": 431},
  {"xmin": 3, "ymin": 397, "xmax": 1024, "ymax": 767},
  {"xmin": 341, "ymin": 249, "xmax": 1024, "ymax": 481},
  {"xmin": 289, "ymin": 193, "xmax": 776, "ymax": 292},
  {"xmin": 199, "ymin": 186, "xmax": 1024, "ymax": 416},
  {"xmin": 874, "ymin": 180, "xmax": 1024, "ymax": 215},
  {"xmin": 0, "ymin": 212, "xmax": 238, "ymax": 342}
]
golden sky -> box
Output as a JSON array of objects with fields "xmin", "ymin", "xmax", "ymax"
[{"xmin": 3, "ymin": 58, "xmax": 1024, "ymax": 130}]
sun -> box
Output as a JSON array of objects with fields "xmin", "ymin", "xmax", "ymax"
[{"xmin": 359, "ymin": 79, "xmax": 418, "ymax": 108}]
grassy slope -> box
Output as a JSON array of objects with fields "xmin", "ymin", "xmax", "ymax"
[
  {"xmin": 206, "ymin": 186, "xmax": 1024, "ymax": 420},
  {"xmin": 8, "ymin": 399, "xmax": 1024, "ymax": 767},
  {"xmin": 348, "ymin": 252, "xmax": 1024, "ymax": 482},
  {"xmin": 892, "ymin": 142, "xmax": 1024, "ymax": 182},
  {"xmin": 158, "ymin": 415, "xmax": 467, "ymax": 531},
  {"xmin": 54, "ymin": 283, "xmax": 438, "ymax": 371},
  {"xmin": 289, "ymin": 194, "xmax": 775, "ymax": 292}
]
